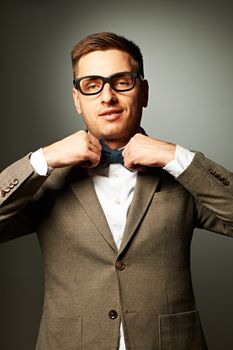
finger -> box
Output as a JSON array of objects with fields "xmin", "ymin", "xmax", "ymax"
[
  {"xmin": 87, "ymin": 132, "xmax": 101, "ymax": 146},
  {"xmin": 81, "ymin": 150, "xmax": 101, "ymax": 168},
  {"xmin": 88, "ymin": 144, "xmax": 102, "ymax": 161},
  {"xmin": 88, "ymin": 142, "xmax": 101, "ymax": 156},
  {"xmin": 122, "ymin": 149, "xmax": 137, "ymax": 169},
  {"xmin": 88, "ymin": 134, "xmax": 102, "ymax": 153},
  {"xmin": 123, "ymin": 159, "xmax": 147, "ymax": 172},
  {"xmin": 80, "ymin": 160, "xmax": 92, "ymax": 168},
  {"xmin": 129, "ymin": 165, "xmax": 147, "ymax": 172},
  {"xmin": 122, "ymin": 144, "xmax": 129, "ymax": 157}
]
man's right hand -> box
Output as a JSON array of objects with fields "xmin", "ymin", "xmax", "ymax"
[{"xmin": 42, "ymin": 131, "xmax": 102, "ymax": 169}]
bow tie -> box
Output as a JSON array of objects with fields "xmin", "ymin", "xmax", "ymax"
[{"xmin": 97, "ymin": 139, "xmax": 124, "ymax": 168}]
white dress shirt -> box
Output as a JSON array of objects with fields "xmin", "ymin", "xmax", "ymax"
[{"xmin": 30, "ymin": 144, "xmax": 194, "ymax": 350}]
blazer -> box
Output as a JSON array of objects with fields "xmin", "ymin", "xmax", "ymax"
[{"xmin": 0, "ymin": 151, "xmax": 232, "ymax": 350}]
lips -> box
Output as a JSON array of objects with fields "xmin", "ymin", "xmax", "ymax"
[
  {"xmin": 99, "ymin": 108, "xmax": 123, "ymax": 116},
  {"xmin": 98, "ymin": 108, "xmax": 123, "ymax": 121}
]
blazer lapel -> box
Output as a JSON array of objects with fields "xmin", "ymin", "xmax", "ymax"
[
  {"xmin": 118, "ymin": 168, "xmax": 160, "ymax": 255},
  {"xmin": 69, "ymin": 168, "xmax": 118, "ymax": 253}
]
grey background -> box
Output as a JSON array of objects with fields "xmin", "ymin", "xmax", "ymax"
[{"xmin": 1, "ymin": 0, "xmax": 233, "ymax": 349}]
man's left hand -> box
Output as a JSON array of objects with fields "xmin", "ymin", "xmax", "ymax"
[{"xmin": 122, "ymin": 134, "xmax": 176, "ymax": 171}]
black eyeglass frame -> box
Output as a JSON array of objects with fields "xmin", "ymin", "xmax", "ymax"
[{"xmin": 73, "ymin": 71, "xmax": 143, "ymax": 96}]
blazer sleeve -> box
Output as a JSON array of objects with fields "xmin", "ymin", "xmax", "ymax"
[
  {"xmin": 176, "ymin": 151, "xmax": 233, "ymax": 237},
  {"xmin": 0, "ymin": 154, "xmax": 49, "ymax": 242}
]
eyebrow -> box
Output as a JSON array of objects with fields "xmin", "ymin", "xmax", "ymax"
[{"xmin": 74, "ymin": 71, "xmax": 136, "ymax": 80}]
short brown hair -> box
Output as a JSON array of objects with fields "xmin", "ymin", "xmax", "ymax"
[{"xmin": 71, "ymin": 32, "xmax": 144, "ymax": 77}]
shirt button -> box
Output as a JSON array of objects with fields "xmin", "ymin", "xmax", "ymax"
[
  {"xmin": 115, "ymin": 260, "xmax": 125, "ymax": 271},
  {"xmin": 108, "ymin": 310, "xmax": 118, "ymax": 319},
  {"xmin": 115, "ymin": 198, "xmax": 121, "ymax": 205}
]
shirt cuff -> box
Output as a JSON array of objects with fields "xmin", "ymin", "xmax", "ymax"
[
  {"xmin": 163, "ymin": 145, "xmax": 195, "ymax": 178},
  {"xmin": 30, "ymin": 148, "xmax": 53, "ymax": 176}
]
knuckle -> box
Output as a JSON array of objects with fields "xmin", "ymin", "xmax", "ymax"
[
  {"xmin": 80, "ymin": 130, "xmax": 88, "ymax": 139},
  {"xmin": 78, "ymin": 130, "xmax": 85, "ymax": 136}
]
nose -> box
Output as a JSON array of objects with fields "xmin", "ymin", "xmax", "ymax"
[{"xmin": 100, "ymin": 82, "xmax": 117, "ymax": 104}]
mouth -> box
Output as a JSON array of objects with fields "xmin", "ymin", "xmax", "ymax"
[{"xmin": 98, "ymin": 108, "xmax": 123, "ymax": 121}]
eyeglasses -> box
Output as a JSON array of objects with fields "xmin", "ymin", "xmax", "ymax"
[{"xmin": 73, "ymin": 71, "xmax": 143, "ymax": 96}]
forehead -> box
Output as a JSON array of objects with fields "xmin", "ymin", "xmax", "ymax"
[{"xmin": 75, "ymin": 49, "xmax": 138, "ymax": 77}]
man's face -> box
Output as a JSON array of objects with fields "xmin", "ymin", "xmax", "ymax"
[{"xmin": 73, "ymin": 49, "xmax": 148, "ymax": 147}]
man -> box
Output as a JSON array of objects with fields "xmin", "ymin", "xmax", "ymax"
[{"xmin": 0, "ymin": 32, "xmax": 232, "ymax": 350}]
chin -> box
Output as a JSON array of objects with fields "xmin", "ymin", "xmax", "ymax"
[
  {"xmin": 91, "ymin": 121, "xmax": 139, "ymax": 142},
  {"xmin": 99, "ymin": 128, "xmax": 126, "ymax": 139}
]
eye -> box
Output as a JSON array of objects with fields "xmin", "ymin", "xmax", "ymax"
[
  {"xmin": 118, "ymin": 82, "xmax": 130, "ymax": 87},
  {"xmin": 81, "ymin": 78, "xmax": 102, "ymax": 93},
  {"xmin": 87, "ymin": 83, "xmax": 100, "ymax": 90},
  {"xmin": 115, "ymin": 79, "xmax": 130, "ymax": 86},
  {"xmin": 112, "ymin": 74, "xmax": 133, "ymax": 89}
]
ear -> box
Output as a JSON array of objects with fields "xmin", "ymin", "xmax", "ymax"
[
  {"xmin": 72, "ymin": 88, "xmax": 82, "ymax": 114},
  {"xmin": 142, "ymin": 79, "xmax": 149, "ymax": 107}
]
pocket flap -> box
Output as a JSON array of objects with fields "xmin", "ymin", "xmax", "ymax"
[
  {"xmin": 158, "ymin": 310, "xmax": 207, "ymax": 350},
  {"xmin": 36, "ymin": 315, "xmax": 82, "ymax": 350}
]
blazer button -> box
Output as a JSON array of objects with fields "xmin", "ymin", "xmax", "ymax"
[
  {"xmin": 12, "ymin": 178, "xmax": 19, "ymax": 185},
  {"xmin": 108, "ymin": 310, "xmax": 118, "ymax": 319},
  {"xmin": 115, "ymin": 260, "xmax": 125, "ymax": 271},
  {"xmin": 209, "ymin": 168, "xmax": 216, "ymax": 175},
  {"xmin": 4, "ymin": 186, "xmax": 11, "ymax": 193},
  {"xmin": 223, "ymin": 180, "xmax": 230, "ymax": 186},
  {"xmin": 1, "ymin": 189, "xmax": 6, "ymax": 197}
]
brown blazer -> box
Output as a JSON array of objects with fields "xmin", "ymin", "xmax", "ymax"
[{"xmin": 0, "ymin": 151, "xmax": 232, "ymax": 350}]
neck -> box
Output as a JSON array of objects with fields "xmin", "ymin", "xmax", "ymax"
[
  {"xmin": 103, "ymin": 139, "xmax": 128, "ymax": 149},
  {"xmin": 100, "ymin": 127, "xmax": 143, "ymax": 149}
]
